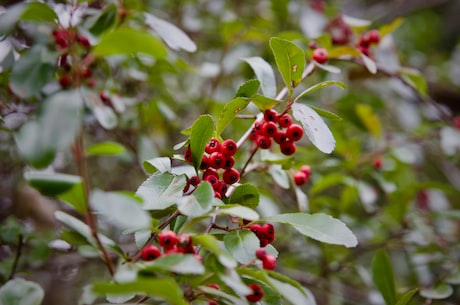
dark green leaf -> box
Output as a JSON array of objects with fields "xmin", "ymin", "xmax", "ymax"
[
  {"xmin": 190, "ymin": 114, "xmax": 215, "ymax": 170},
  {"xmin": 136, "ymin": 172, "xmax": 187, "ymax": 210},
  {"xmin": 224, "ymin": 230, "xmax": 259, "ymax": 264},
  {"xmin": 92, "ymin": 278, "xmax": 188, "ymax": 305},
  {"xmin": 9, "ymin": 46, "xmax": 55, "ymax": 98},
  {"xmin": 58, "ymin": 182, "xmax": 86, "ymax": 213},
  {"xmin": 235, "ymin": 79, "xmax": 260, "ymax": 98},
  {"xmin": 395, "ymin": 288, "xmax": 418, "ymax": 305},
  {"xmin": 93, "ymin": 27, "xmax": 167, "ymax": 58},
  {"xmin": 293, "ymin": 81, "xmax": 346, "ymax": 103},
  {"xmin": 89, "ymin": 3, "xmax": 117, "ymax": 36},
  {"xmin": 420, "ymin": 284, "xmax": 453, "ymax": 300},
  {"xmin": 372, "ymin": 250, "xmax": 397, "ymax": 305},
  {"xmin": 216, "ymin": 97, "xmax": 250, "ymax": 136},
  {"xmin": 264, "ymin": 213, "xmax": 358, "ymax": 247},
  {"xmin": 20, "ymin": 2, "xmax": 58, "ymax": 23},
  {"xmin": 269, "ymin": 37, "xmax": 305, "ymax": 95},
  {"xmin": 229, "ymin": 184, "xmax": 260, "ymax": 209},
  {"xmin": 141, "ymin": 254, "xmax": 204, "ymax": 274},
  {"xmin": 177, "ymin": 181, "xmax": 214, "ymax": 217},
  {"xmin": 0, "ymin": 278, "xmax": 44, "ymax": 305},
  {"xmin": 86, "ymin": 141, "xmax": 126, "ymax": 156},
  {"xmin": 24, "ymin": 171, "xmax": 81, "ymax": 196},
  {"xmin": 243, "ymin": 57, "xmax": 277, "ymax": 98},
  {"xmin": 309, "ymin": 106, "xmax": 342, "ymax": 120},
  {"xmin": 251, "ymin": 95, "xmax": 281, "ymax": 112}
]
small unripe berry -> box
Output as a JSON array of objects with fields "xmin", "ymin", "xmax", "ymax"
[
  {"xmin": 277, "ymin": 113, "xmax": 293, "ymax": 128},
  {"xmin": 220, "ymin": 139, "xmax": 238, "ymax": 156},
  {"xmin": 158, "ymin": 231, "xmax": 179, "ymax": 250},
  {"xmin": 246, "ymin": 284, "xmax": 264, "ymax": 302},
  {"xmin": 141, "ymin": 245, "xmax": 162, "ymax": 261},
  {"xmin": 286, "ymin": 124, "xmax": 304, "ymax": 141},
  {"xmin": 223, "ymin": 168, "xmax": 240, "ymax": 185},
  {"xmin": 294, "ymin": 171, "xmax": 308, "ymax": 186},
  {"xmin": 264, "ymin": 109, "xmax": 278, "ymax": 122},
  {"xmin": 262, "ymin": 254, "xmax": 277, "ymax": 270},
  {"xmin": 312, "ymin": 48, "xmax": 328, "ymax": 64}
]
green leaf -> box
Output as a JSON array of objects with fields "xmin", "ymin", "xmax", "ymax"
[
  {"xmin": 93, "ymin": 27, "xmax": 167, "ymax": 58},
  {"xmin": 328, "ymin": 46, "xmax": 362, "ymax": 58},
  {"xmin": 199, "ymin": 285, "xmax": 247, "ymax": 305},
  {"xmin": 355, "ymin": 104, "xmax": 382, "ymax": 139},
  {"xmin": 242, "ymin": 57, "xmax": 277, "ymax": 98},
  {"xmin": 217, "ymin": 97, "xmax": 250, "ymax": 136},
  {"xmin": 219, "ymin": 268, "xmax": 252, "ymax": 296},
  {"xmin": 86, "ymin": 141, "xmax": 126, "ymax": 156},
  {"xmin": 395, "ymin": 288, "xmax": 418, "ymax": 305},
  {"xmin": 224, "ymin": 230, "xmax": 259, "ymax": 264},
  {"xmin": 92, "ymin": 278, "xmax": 188, "ymax": 305},
  {"xmin": 291, "ymin": 103, "xmax": 336, "ymax": 154},
  {"xmin": 190, "ymin": 114, "xmax": 215, "ymax": 170},
  {"xmin": 217, "ymin": 205, "xmax": 259, "ymax": 221},
  {"xmin": 145, "ymin": 13, "xmax": 197, "ymax": 52},
  {"xmin": 310, "ymin": 173, "xmax": 345, "ymax": 195},
  {"xmin": 20, "ymin": 2, "xmax": 58, "ymax": 23},
  {"xmin": 379, "ymin": 17, "xmax": 404, "ymax": 38},
  {"xmin": 235, "ymin": 79, "xmax": 260, "ymax": 98},
  {"xmin": 268, "ymin": 164, "xmax": 290, "ymax": 189},
  {"xmin": 193, "ymin": 234, "xmax": 237, "ymax": 268},
  {"xmin": 0, "ymin": 3, "xmax": 25, "ymax": 37},
  {"xmin": 264, "ymin": 213, "xmax": 358, "ymax": 247},
  {"xmin": 24, "ymin": 171, "xmax": 81, "ymax": 196},
  {"xmin": 269, "ymin": 37, "xmax": 305, "ymax": 95},
  {"xmin": 309, "ymin": 106, "xmax": 342, "ymax": 120},
  {"xmin": 9, "ymin": 46, "xmax": 55, "ymax": 98},
  {"xmin": 251, "ymin": 95, "xmax": 281, "ymax": 112},
  {"xmin": 420, "ymin": 284, "xmax": 453, "ymax": 300},
  {"xmin": 267, "ymin": 276, "xmax": 313, "ymax": 305},
  {"xmin": 136, "ymin": 172, "xmax": 187, "ymax": 210},
  {"xmin": 372, "ymin": 250, "xmax": 397, "ymax": 305},
  {"xmin": 14, "ymin": 90, "xmax": 83, "ymax": 168},
  {"xmin": 229, "ymin": 184, "xmax": 260, "ymax": 209},
  {"xmin": 143, "ymin": 157, "xmax": 172, "ymax": 174},
  {"xmin": 293, "ymin": 81, "xmax": 346, "ymax": 103},
  {"xmin": 400, "ymin": 67, "xmax": 428, "ymax": 97},
  {"xmin": 0, "ymin": 278, "xmax": 44, "ymax": 305},
  {"xmin": 58, "ymin": 182, "xmax": 86, "ymax": 213},
  {"xmin": 177, "ymin": 182, "xmax": 214, "ymax": 217},
  {"xmin": 89, "ymin": 3, "xmax": 117, "ymax": 36},
  {"xmin": 91, "ymin": 190, "xmax": 151, "ymax": 231},
  {"xmin": 141, "ymin": 254, "xmax": 205, "ymax": 274}
]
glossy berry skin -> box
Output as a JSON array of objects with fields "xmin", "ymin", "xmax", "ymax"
[
  {"xmin": 246, "ymin": 283, "xmax": 264, "ymax": 302},
  {"xmin": 200, "ymin": 155, "xmax": 210, "ymax": 170},
  {"xmin": 277, "ymin": 113, "xmax": 293, "ymax": 128},
  {"xmin": 141, "ymin": 245, "xmax": 162, "ymax": 261},
  {"xmin": 368, "ymin": 29, "xmax": 380, "ymax": 44},
  {"xmin": 300, "ymin": 165, "xmax": 311, "ymax": 178},
  {"xmin": 262, "ymin": 121, "xmax": 278, "ymax": 137},
  {"xmin": 264, "ymin": 109, "xmax": 278, "ymax": 122},
  {"xmin": 205, "ymin": 138, "xmax": 220, "ymax": 154},
  {"xmin": 273, "ymin": 130, "xmax": 288, "ymax": 144},
  {"xmin": 184, "ymin": 147, "xmax": 192, "ymax": 162},
  {"xmin": 312, "ymin": 48, "xmax": 328, "ymax": 64},
  {"xmin": 255, "ymin": 248, "xmax": 267, "ymax": 260},
  {"xmin": 286, "ymin": 124, "xmax": 304, "ymax": 141},
  {"xmin": 220, "ymin": 139, "xmax": 238, "ymax": 156},
  {"xmin": 262, "ymin": 254, "xmax": 277, "ymax": 270},
  {"xmin": 253, "ymin": 121, "xmax": 264, "ymax": 134},
  {"xmin": 189, "ymin": 176, "xmax": 200, "ymax": 186},
  {"xmin": 203, "ymin": 168, "xmax": 219, "ymax": 179},
  {"xmin": 223, "ymin": 168, "xmax": 240, "ymax": 185},
  {"xmin": 204, "ymin": 175, "xmax": 219, "ymax": 186},
  {"xmin": 256, "ymin": 136, "xmax": 272, "ymax": 149},
  {"xmin": 280, "ymin": 140, "xmax": 296, "ymax": 155},
  {"xmin": 209, "ymin": 152, "xmax": 225, "ymax": 169},
  {"xmin": 223, "ymin": 155, "xmax": 235, "ymax": 169},
  {"xmin": 294, "ymin": 171, "xmax": 308, "ymax": 186},
  {"xmin": 158, "ymin": 231, "xmax": 179, "ymax": 250}
]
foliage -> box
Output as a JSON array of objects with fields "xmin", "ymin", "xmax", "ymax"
[{"xmin": 1, "ymin": 1, "xmax": 460, "ymax": 305}]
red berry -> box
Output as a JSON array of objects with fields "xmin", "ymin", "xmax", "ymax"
[
  {"xmin": 262, "ymin": 121, "xmax": 278, "ymax": 137},
  {"xmin": 312, "ymin": 48, "xmax": 328, "ymax": 64},
  {"xmin": 262, "ymin": 223, "xmax": 274, "ymax": 239},
  {"xmin": 215, "ymin": 180, "xmax": 228, "ymax": 194},
  {"xmin": 246, "ymin": 284, "xmax": 264, "ymax": 302},
  {"xmin": 223, "ymin": 168, "xmax": 240, "ymax": 185},
  {"xmin": 250, "ymin": 224, "xmax": 262, "ymax": 235},
  {"xmin": 300, "ymin": 165, "xmax": 311, "ymax": 177},
  {"xmin": 453, "ymin": 116, "xmax": 460, "ymax": 130},
  {"xmin": 59, "ymin": 75, "xmax": 71, "ymax": 88},
  {"xmin": 359, "ymin": 33, "xmax": 371, "ymax": 47},
  {"xmin": 280, "ymin": 140, "xmax": 296, "ymax": 155},
  {"xmin": 158, "ymin": 231, "xmax": 179, "ymax": 250},
  {"xmin": 264, "ymin": 109, "xmax": 278, "ymax": 122},
  {"xmin": 77, "ymin": 35, "xmax": 90, "ymax": 47},
  {"xmin": 277, "ymin": 113, "xmax": 293, "ymax": 128},
  {"xmin": 214, "ymin": 191, "xmax": 222, "ymax": 199},
  {"xmin": 86, "ymin": 78, "xmax": 96, "ymax": 87},
  {"xmin": 368, "ymin": 29, "xmax": 380, "ymax": 44},
  {"xmin": 308, "ymin": 41, "xmax": 318, "ymax": 49},
  {"xmin": 200, "ymin": 155, "xmax": 210, "ymax": 170},
  {"xmin": 249, "ymin": 129, "xmax": 258, "ymax": 141},
  {"xmin": 207, "ymin": 283, "xmax": 220, "ymax": 290},
  {"xmin": 177, "ymin": 233, "xmax": 194, "ymax": 252},
  {"xmin": 286, "ymin": 124, "xmax": 304, "ymax": 141},
  {"xmin": 262, "ymin": 254, "xmax": 277, "ymax": 270},
  {"xmin": 184, "ymin": 146, "xmax": 192, "ymax": 162},
  {"xmin": 203, "ymin": 168, "xmax": 219, "ymax": 179},
  {"xmin": 223, "ymin": 155, "xmax": 235, "ymax": 169},
  {"xmin": 253, "ymin": 121, "xmax": 264, "ymax": 134},
  {"xmin": 209, "ymin": 152, "xmax": 225, "ymax": 169},
  {"xmin": 204, "ymin": 175, "xmax": 219, "ymax": 186},
  {"xmin": 141, "ymin": 245, "xmax": 162, "ymax": 261},
  {"xmin": 294, "ymin": 171, "xmax": 308, "ymax": 186},
  {"xmin": 373, "ymin": 156, "xmax": 383, "ymax": 170},
  {"xmin": 206, "ymin": 138, "xmax": 221, "ymax": 154},
  {"xmin": 273, "ymin": 130, "xmax": 288, "ymax": 144},
  {"xmin": 220, "ymin": 139, "xmax": 238, "ymax": 156},
  {"xmin": 255, "ymin": 248, "xmax": 267, "ymax": 260},
  {"xmin": 165, "ymin": 247, "xmax": 186, "ymax": 255},
  {"xmin": 256, "ymin": 136, "xmax": 272, "ymax": 149},
  {"xmin": 358, "ymin": 45, "xmax": 370, "ymax": 56},
  {"xmin": 189, "ymin": 175, "xmax": 201, "ymax": 186}
]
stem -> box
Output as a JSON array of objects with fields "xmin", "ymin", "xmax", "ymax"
[
  {"xmin": 240, "ymin": 145, "xmax": 258, "ymax": 177},
  {"xmin": 74, "ymin": 131, "xmax": 115, "ymax": 276},
  {"xmin": 8, "ymin": 234, "xmax": 23, "ymax": 280}
]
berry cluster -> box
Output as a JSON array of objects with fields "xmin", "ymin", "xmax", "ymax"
[
  {"xmin": 255, "ymin": 247, "xmax": 277, "ymax": 270},
  {"xmin": 249, "ymin": 223, "xmax": 275, "ymax": 247},
  {"xmin": 249, "ymin": 109, "xmax": 304, "ymax": 156},
  {"xmin": 357, "ymin": 29, "xmax": 380, "ymax": 57},
  {"xmin": 52, "ymin": 27, "xmax": 94, "ymax": 88},
  {"xmin": 140, "ymin": 231, "xmax": 200, "ymax": 261},
  {"xmin": 293, "ymin": 165, "xmax": 311, "ymax": 186},
  {"xmin": 184, "ymin": 138, "xmax": 240, "ymax": 198}
]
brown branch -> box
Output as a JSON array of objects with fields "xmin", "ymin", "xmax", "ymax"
[{"xmin": 8, "ymin": 234, "xmax": 23, "ymax": 280}]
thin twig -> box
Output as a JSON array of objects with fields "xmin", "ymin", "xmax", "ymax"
[{"xmin": 8, "ymin": 234, "xmax": 23, "ymax": 280}]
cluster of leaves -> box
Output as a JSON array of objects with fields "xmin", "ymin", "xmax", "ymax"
[{"xmin": 1, "ymin": 1, "xmax": 460, "ymax": 305}]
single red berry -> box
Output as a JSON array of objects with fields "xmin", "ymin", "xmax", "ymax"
[
  {"xmin": 223, "ymin": 168, "xmax": 240, "ymax": 185},
  {"xmin": 208, "ymin": 301, "xmax": 218, "ymax": 305},
  {"xmin": 77, "ymin": 35, "xmax": 90, "ymax": 47},
  {"xmin": 255, "ymin": 248, "xmax": 267, "ymax": 260},
  {"xmin": 81, "ymin": 68, "xmax": 92, "ymax": 78},
  {"xmin": 277, "ymin": 113, "xmax": 293, "ymax": 128},
  {"xmin": 359, "ymin": 33, "xmax": 371, "ymax": 47},
  {"xmin": 249, "ymin": 129, "xmax": 258, "ymax": 141},
  {"xmin": 214, "ymin": 191, "xmax": 222, "ymax": 199},
  {"xmin": 204, "ymin": 175, "xmax": 219, "ymax": 186},
  {"xmin": 373, "ymin": 156, "xmax": 383, "ymax": 170},
  {"xmin": 286, "ymin": 124, "xmax": 304, "ymax": 141},
  {"xmin": 200, "ymin": 155, "xmax": 210, "ymax": 170},
  {"xmin": 253, "ymin": 121, "xmax": 264, "ymax": 134},
  {"xmin": 312, "ymin": 48, "xmax": 328, "ymax": 64},
  {"xmin": 206, "ymin": 138, "xmax": 221, "ymax": 154},
  {"xmin": 249, "ymin": 224, "xmax": 262, "ymax": 235},
  {"xmin": 141, "ymin": 245, "xmax": 162, "ymax": 261},
  {"xmin": 453, "ymin": 116, "xmax": 460, "ymax": 130},
  {"xmin": 294, "ymin": 171, "xmax": 308, "ymax": 186},
  {"xmin": 262, "ymin": 254, "xmax": 277, "ymax": 270},
  {"xmin": 246, "ymin": 283, "xmax": 264, "ymax": 302},
  {"xmin": 358, "ymin": 45, "xmax": 370, "ymax": 57},
  {"xmin": 189, "ymin": 175, "xmax": 201, "ymax": 186},
  {"xmin": 209, "ymin": 152, "xmax": 225, "ymax": 169},
  {"xmin": 177, "ymin": 233, "xmax": 194, "ymax": 252},
  {"xmin": 207, "ymin": 283, "xmax": 220, "ymax": 290},
  {"xmin": 280, "ymin": 141, "xmax": 296, "ymax": 155},
  {"xmin": 264, "ymin": 109, "xmax": 278, "ymax": 122},
  {"xmin": 273, "ymin": 130, "xmax": 288, "ymax": 144},
  {"xmin": 300, "ymin": 165, "xmax": 311, "ymax": 178},
  {"xmin": 184, "ymin": 146, "xmax": 192, "ymax": 162},
  {"xmin": 256, "ymin": 136, "xmax": 272, "ymax": 149},
  {"xmin": 215, "ymin": 180, "xmax": 228, "ymax": 195},
  {"xmin": 262, "ymin": 121, "xmax": 278, "ymax": 137},
  {"xmin": 165, "ymin": 247, "xmax": 186, "ymax": 255},
  {"xmin": 368, "ymin": 29, "xmax": 380, "ymax": 44},
  {"xmin": 223, "ymin": 155, "xmax": 235, "ymax": 169},
  {"xmin": 59, "ymin": 75, "xmax": 71, "ymax": 88},
  {"xmin": 262, "ymin": 223, "xmax": 274, "ymax": 239},
  {"xmin": 158, "ymin": 231, "xmax": 179, "ymax": 250},
  {"xmin": 308, "ymin": 41, "xmax": 318, "ymax": 49},
  {"xmin": 203, "ymin": 168, "xmax": 219, "ymax": 179},
  {"xmin": 220, "ymin": 139, "xmax": 238, "ymax": 156}
]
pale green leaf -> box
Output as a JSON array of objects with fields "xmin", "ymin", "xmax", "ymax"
[
  {"xmin": 86, "ymin": 141, "xmax": 126, "ymax": 156},
  {"xmin": 242, "ymin": 57, "xmax": 277, "ymax": 98},
  {"xmin": 0, "ymin": 278, "xmax": 44, "ymax": 305},
  {"xmin": 217, "ymin": 97, "xmax": 250, "ymax": 136},
  {"xmin": 177, "ymin": 182, "xmax": 214, "ymax": 217},
  {"xmin": 224, "ymin": 230, "xmax": 259, "ymax": 264},
  {"xmin": 136, "ymin": 172, "xmax": 187, "ymax": 210}
]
